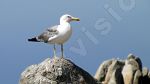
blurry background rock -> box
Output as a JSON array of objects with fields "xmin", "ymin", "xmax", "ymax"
[{"xmin": 94, "ymin": 54, "xmax": 150, "ymax": 84}]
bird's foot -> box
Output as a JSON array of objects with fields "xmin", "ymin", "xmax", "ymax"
[
  {"xmin": 60, "ymin": 56, "xmax": 64, "ymax": 59},
  {"xmin": 53, "ymin": 55, "xmax": 57, "ymax": 59}
]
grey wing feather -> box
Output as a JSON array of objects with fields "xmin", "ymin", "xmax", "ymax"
[{"xmin": 38, "ymin": 25, "xmax": 59, "ymax": 42}]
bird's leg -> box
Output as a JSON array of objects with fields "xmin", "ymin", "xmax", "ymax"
[
  {"xmin": 61, "ymin": 44, "xmax": 64, "ymax": 58},
  {"xmin": 53, "ymin": 44, "xmax": 57, "ymax": 58}
]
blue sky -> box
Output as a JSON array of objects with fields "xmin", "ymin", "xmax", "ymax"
[{"xmin": 0, "ymin": 0, "xmax": 150, "ymax": 84}]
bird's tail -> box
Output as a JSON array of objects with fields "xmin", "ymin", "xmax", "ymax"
[{"xmin": 28, "ymin": 37, "xmax": 40, "ymax": 42}]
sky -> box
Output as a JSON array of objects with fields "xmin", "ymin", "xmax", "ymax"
[{"xmin": 0, "ymin": 0, "xmax": 150, "ymax": 84}]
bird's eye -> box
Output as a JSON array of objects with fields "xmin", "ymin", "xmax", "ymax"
[{"xmin": 67, "ymin": 16, "xmax": 71, "ymax": 18}]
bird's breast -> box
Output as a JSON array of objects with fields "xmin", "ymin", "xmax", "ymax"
[{"xmin": 56, "ymin": 26, "xmax": 72, "ymax": 44}]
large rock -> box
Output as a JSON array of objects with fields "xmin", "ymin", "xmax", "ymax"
[
  {"xmin": 122, "ymin": 58, "xmax": 140, "ymax": 84},
  {"xmin": 104, "ymin": 60, "xmax": 124, "ymax": 84},
  {"xmin": 142, "ymin": 67, "xmax": 150, "ymax": 83},
  {"xmin": 127, "ymin": 54, "xmax": 142, "ymax": 71},
  {"xmin": 94, "ymin": 59, "xmax": 113, "ymax": 82},
  {"xmin": 142, "ymin": 67, "xmax": 149, "ymax": 77},
  {"xmin": 148, "ymin": 72, "xmax": 150, "ymax": 78},
  {"xmin": 133, "ymin": 70, "xmax": 142, "ymax": 84},
  {"xmin": 122, "ymin": 60, "xmax": 133, "ymax": 84},
  {"xmin": 20, "ymin": 57, "xmax": 97, "ymax": 84}
]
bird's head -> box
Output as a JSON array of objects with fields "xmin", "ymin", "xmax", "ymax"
[{"xmin": 60, "ymin": 14, "xmax": 80, "ymax": 24}]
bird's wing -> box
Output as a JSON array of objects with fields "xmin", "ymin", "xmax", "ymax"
[{"xmin": 38, "ymin": 25, "xmax": 59, "ymax": 42}]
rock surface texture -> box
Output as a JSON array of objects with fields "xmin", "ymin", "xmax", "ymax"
[
  {"xmin": 20, "ymin": 54, "xmax": 150, "ymax": 84},
  {"xmin": 20, "ymin": 57, "xmax": 97, "ymax": 84},
  {"xmin": 94, "ymin": 54, "xmax": 150, "ymax": 84}
]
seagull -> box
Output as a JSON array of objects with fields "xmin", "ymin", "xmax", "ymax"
[{"xmin": 28, "ymin": 14, "xmax": 80, "ymax": 58}]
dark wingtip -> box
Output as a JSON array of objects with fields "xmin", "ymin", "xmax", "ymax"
[
  {"xmin": 28, "ymin": 38, "xmax": 32, "ymax": 41},
  {"xmin": 28, "ymin": 37, "xmax": 39, "ymax": 42}
]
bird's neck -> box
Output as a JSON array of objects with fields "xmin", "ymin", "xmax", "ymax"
[{"xmin": 60, "ymin": 21, "xmax": 71, "ymax": 27}]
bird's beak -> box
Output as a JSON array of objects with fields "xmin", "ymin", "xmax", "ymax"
[{"xmin": 71, "ymin": 17, "xmax": 80, "ymax": 21}]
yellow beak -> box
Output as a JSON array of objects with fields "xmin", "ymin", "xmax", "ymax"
[{"xmin": 72, "ymin": 17, "xmax": 80, "ymax": 21}]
